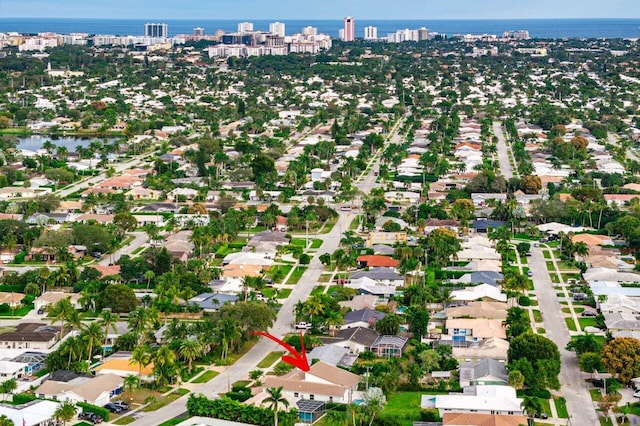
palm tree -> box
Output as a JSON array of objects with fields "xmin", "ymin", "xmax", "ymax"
[
  {"xmin": 80, "ymin": 321, "xmax": 105, "ymax": 360},
  {"xmin": 264, "ymin": 386, "xmax": 289, "ymax": 426},
  {"xmin": 100, "ymin": 309, "xmax": 119, "ymax": 353},
  {"xmin": 566, "ymin": 333, "xmax": 602, "ymax": 355},
  {"xmin": 54, "ymin": 401, "xmax": 77, "ymax": 426},
  {"xmin": 131, "ymin": 344, "xmax": 153, "ymax": 376},
  {"xmin": 572, "ymin": 241, "xmax": 589, "ymax": 260},
  {"xmin": 217, "ymin": 318, "xmax": 242, "ymax": 360},
  {"xmin": 152, "ymin": 346, "xmax": 177, "ymax": 387},
  {"xmin": 144, "ymin": 270, "xmax": 155, "ymax": 289},
  {"xmin": 521, "ymin": 396, "xmax": 542, "ymax": 426},
  {"xmin": 0, "ymin": 379, "xmax": 16, "ymax": 401},
  {"xmin": 325, "ymin": 310, "xmax": 345, "ymax": 337},
  {"xmin": 47, "ymin": 297, "xmax": 74, "ymax": 341},
  {"xmin": 128, "ymin": 307, "xmax": 159, "ymax": 345},
  {"xmin": 123, "ymin": 374, "xmax": 139, "ymax": 402},
  {"xmin": 178, "ymin": 339, "xmax": 202, "ymax": 373}
]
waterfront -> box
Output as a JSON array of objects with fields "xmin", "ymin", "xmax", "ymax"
[{"xmin": 1, "ymin": 18, "xmax": 639, "ymax": 39}]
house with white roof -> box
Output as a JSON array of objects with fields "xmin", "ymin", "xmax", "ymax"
[
  {"xmin": 450, "ymin": 284, "xmax": 507, "ymax": 303},
  {"xmin": 421, "ymin": 385, "xmax": 523, "ymax": 416},
  {"xmin": 0, "ymin": 400, "xmax": 60, "ymax": 426}
]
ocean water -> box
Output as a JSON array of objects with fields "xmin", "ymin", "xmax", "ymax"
[{"xmin": 0, "ymin": 18, "xmax": 639, "ymax": 39}]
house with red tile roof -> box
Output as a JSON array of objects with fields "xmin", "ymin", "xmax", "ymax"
[{"xmin": 356, "ymin": 255, "xmax": 399, "ymax": 269}]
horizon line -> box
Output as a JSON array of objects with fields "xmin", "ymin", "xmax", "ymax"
[{"xmin": 2, "ymin": 16, "xmax": 640, "ymax": 21}]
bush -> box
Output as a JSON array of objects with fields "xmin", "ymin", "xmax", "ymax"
[
  {"xmin": 518, "ymin": 296, "xmax": 532, "ymax": 306},
  {"xmin": 77, "ymin": 402, "xmax": 110, "ymax": 421},
  {"xmin": 299, "ymin": 253, "xmax": 310, "ymax": 265},
  {"xmin": 12, "ymin": 393, "xmax": 37, "ymax": 405},
  {"xmin": 0, "ymin": 303, "xmax": 10, "ymax": 313},
  {"xmin": 187, "ymin": 394, "xmax": 297, "ymax": 426},
  {"xmin": 420, "ymin": 409, "xmax": 441, "ymax": 421}
]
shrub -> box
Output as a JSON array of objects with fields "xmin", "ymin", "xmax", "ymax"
[
  {"xmin": 299, "ymin": 253, "xmax": 311, "ymax": 265},
  {"xmin": 12, "ymin": 393, "xmax": 37, "ymax": 405},
  {"xmin": 187, "ymin": 394, "xmax": 297, "ymax": 426},
  {"xmin": 420, "ymin": 409, "xmax": 441, "ymax": 421},
  {"xmin": 518, "ymin": 296, "xmax": 532, "ymax": 306},
  {"xmin": 0, "ymin": 303, "xmax": 10, "ymax": 313}
]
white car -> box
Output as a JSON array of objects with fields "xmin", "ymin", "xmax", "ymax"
[
  {"xmin": 295, "ymin": 322, "xmax": 311, "ymax": 330},
  {"xmin": 633, "ymin": 390, "xmax": 640, "ymax": 398}
]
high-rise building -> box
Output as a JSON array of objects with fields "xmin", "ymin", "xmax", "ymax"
[
  {"xmin": 364, "ymin": 26, "xmax": 378, "ymax": 40},
  {"xmin": 144, "ymin": 23, "xmax": 168, "ymax": 38},
  {"xmin": 193, "ymin": 27, "xmax": 205, "ymax": 37},
  {"xmin": 343, "ymin": 16, "xmax": 355, "ymax": 41},
  {"xmin": 302, "ymin": 26, "xmax": 318, "ymax": 36},
  {"xmin": 269, "ymin": 22, "xmax": 286, "ymax": 37},
  {"xmin": 237, "ymin": 22, "xmax": 254, "ymax": 33},
  {"xmin": 418, "ymin": 27, "xmax": 429, "ymax": 41}
]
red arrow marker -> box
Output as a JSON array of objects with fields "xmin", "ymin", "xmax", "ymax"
[{"xmin": 250, "ymin": 331, "xmax": 310, "ymax": 372}]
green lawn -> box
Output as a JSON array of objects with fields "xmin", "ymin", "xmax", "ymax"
[
  {"xmin": 318, "ymin": 274, "xmax": 332, "ymax": 283},
  {"xmin": 383, "ymin": 392, "xmax": 424, "ymax": 425},
  {"xmin": 191, "ymin": 370, "xmax": 219, "ymax": 384},
  {"xmin": 264, "ymin": 264, "xmax": 293, "ymax": 282},
  {"xmin": 565, "ymin": 317, "xmax": 577, "ymax": 331},
  {"xmin": 233, "ymin": 380, "xmax": 252, "ymax": 388},
  {"xmin": 286, "ymin": 267, "xmax": 307, "ymax": 285},
  {"xmin": 546, "ymin": 261, "xmax": 556, "ymax": 271},
  {"xmin": 158, "ymin": 417, "xmax": 188, "ymax": 426},
  {"xmin": 539, "ymin": 398, "xmax": 552, "ymax": 417},
  {"xmin": 533, "ymin": 310, "xmax": 543, "ymax": 323},
  {"xmin": 537, "ymin": 327, "xmax": 546, "ymax": 334},
  {"xmin": 578, "ymin": 318, "xmax": 598, "ymax": 329},
  {"xmin": 311, "ymin": 285, "xmax": 326, "ymax": 295},
  {"xmin": 257, "ymin": 351, "xmax": 284, "ymax": 368},
  {"xmin": 290, "ymin": 238, "xmax": 307, "ymax": 247},
  {"xmin": 0, "ymin": 306, "xmax": 32, "ymax": 318},
  {"xmin": 113, "ymin": 416, "xmax": 135, "ymax": 425},
  {"xmin": 557, "ymin": 261, "xmax": 578, "ymax": 271},
  {"xmin": 554, "ymin": 397, "xmax": 569, "ymax": 418},
  {"xmin": 590, "ymin": 388, "xmax": 602, "ymax": 401},
  {"xmin": 310, "ymin": 239, "xmax": 324, "ymax": 249},
  {"xmin": 543, "ymin": 250, "xmax": 552, "ymax": 259},
  {"xmin": 277, "ymin": 288, "xmax": 292, "ymax": 299}
]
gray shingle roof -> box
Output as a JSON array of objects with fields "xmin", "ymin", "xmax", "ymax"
[
  {"xmin": 343, "ymin": 308, "xmax": 386, "ymax": 325},
  {"xmin": 350, "ymin": 267, "xmax": 404, "ymax": 282}
]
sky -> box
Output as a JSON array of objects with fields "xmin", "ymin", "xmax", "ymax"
[{"xmin": 1, "ymin": 0, "xmax": 638, "ymax": 20}]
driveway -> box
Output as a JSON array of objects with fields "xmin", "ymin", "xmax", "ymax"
[{"xmin": 529, "ymin": 246, "xmax": 598, "ymax": 425}]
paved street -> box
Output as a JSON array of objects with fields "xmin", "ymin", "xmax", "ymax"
[
  {"xmin": 99, "ymin": 231, "xmax": 148, "ymax": 266},
  {"xmin": 493, "ymin": 121, "xmax": 516, "ymax": 178},
  {"xmin": 126, "ymin": 117, "xmax": 406, "ymax": 425},
  {"xmin": 529, "ymin": 246, "xmax": 598, "ymax": 426}
]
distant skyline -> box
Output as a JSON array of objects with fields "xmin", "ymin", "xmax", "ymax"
[{"xmin": 1, "ymin": 0, "xmax": 638, "ymax": 20}]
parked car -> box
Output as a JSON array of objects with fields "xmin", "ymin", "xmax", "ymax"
[
  {"xmin": 573, "ymin": 293, "xmax": 589, "ymax": 302},
  {"xmin": 633, "ymin": 391, "xmax": 640, "ymax": 398},
  {"xmin": 104, "ymin": 403, "xmax": 124, "ymax": 413},
  {"xmin": 534, "ymin": 412, "xmax": 549, "ymax": 419},
  {"xmin": 79, "ymin": 412, "xmax": 103, "ymax": 424},
  {"xmin": 113, "ymin": 401, "xmax": 129, "ymax": 411},
  {"xmin": 527, "ymin": 270, "xmax": 533, "ymax": 277},
  {"xmin": 525, "ymin": 252, "xmax": 532, "ymax": 256},
  {"xmin": 581, "ymin": 311, "xmax": 597, "ymax": 317},
  {"xmin": 295, "ymin": 322, "xmax": 311, "ymax": 330}
]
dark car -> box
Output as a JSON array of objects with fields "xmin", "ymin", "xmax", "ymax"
[
  {"xmin": 581, "ymin": 311, "xmax": 597, "ymax": 317},
  {"xmin": 104, "ymin": 403, "xmax": 124, "ymax": 413},
  {"xmin": 534, "ymin": 412, "xmax": 549, "ymax": 419},
  {"xmin": 79, "ymin": 412, "xmax": 103, "ymax": 424}
]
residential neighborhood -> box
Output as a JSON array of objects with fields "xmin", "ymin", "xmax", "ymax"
[{"xmin": 0, "ymin": 13, "xmax": 639, "ymax": 426}]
